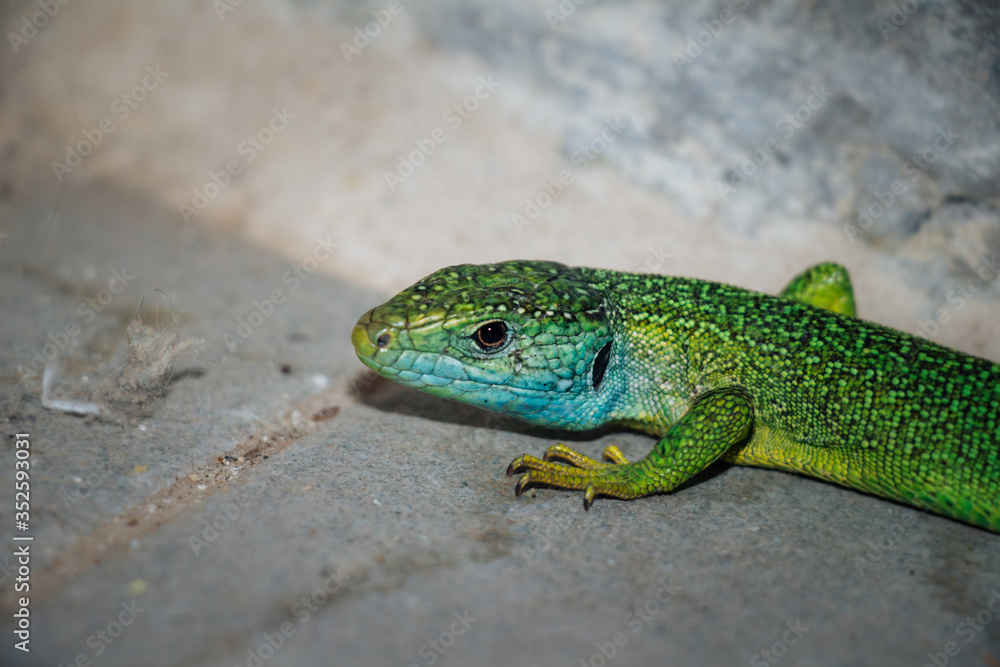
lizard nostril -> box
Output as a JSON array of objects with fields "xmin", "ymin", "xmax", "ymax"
[{"xmin": 376, "ymin": 332, "xmax": 391, "ymax": 348}]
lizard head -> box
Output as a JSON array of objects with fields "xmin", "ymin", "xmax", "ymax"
[{"xmin": 352, "ymin": 260, "xmax": 617, "ymax": 430}]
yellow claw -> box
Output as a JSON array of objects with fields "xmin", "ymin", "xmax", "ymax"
[
  {"xmin": 506, "ymin": 454, "xmax": 545, "ymax": 476},
  {"xmin": 533, "ymin": 442, "xmax": 630, "ymax": 468},
  {"xmin": 601, "ymin": 445, "xmax": 629, "ymax": 465},
  {"xmin": 542, "ymin": 443, "xmax": 611, "ymax": 469},
  {"xmin": 514, "ymin": 472, "xmax": 531, "ymax": 497}
]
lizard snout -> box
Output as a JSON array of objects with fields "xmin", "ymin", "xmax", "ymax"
[{"xmin": 351, "ymin": 309, "xmax": 395, "ymax": 358}]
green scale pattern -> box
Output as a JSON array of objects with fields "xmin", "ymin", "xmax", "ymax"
[{"xmin": 353, "ymin": 260, "xmax": 1000, "ymax": 532}]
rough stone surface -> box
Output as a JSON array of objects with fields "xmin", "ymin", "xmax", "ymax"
[{"xmin": 416, "ymin": 0, "xmax": 1000, "ymax": 241}]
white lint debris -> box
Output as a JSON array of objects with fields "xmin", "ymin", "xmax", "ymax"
[{"xmin": 38, "ymin": 313, "xmax": 204, "ymax": 419}]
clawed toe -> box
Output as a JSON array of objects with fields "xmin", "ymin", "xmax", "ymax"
[{"xmin": 505, "ymin": 449, "xmax": 648, "ymax": 509}]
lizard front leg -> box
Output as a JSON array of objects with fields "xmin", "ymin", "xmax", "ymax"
[{"xmin": 507, "ymin": 388, "xmax": 754, "ymax": 509}]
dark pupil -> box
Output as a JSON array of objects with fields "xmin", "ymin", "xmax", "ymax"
[{"xmin": 475, "ymin": 322, "xmax": 507, "ymax": 348}]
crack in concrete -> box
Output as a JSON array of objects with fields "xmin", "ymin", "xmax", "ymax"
[{"xmin": 0, "ymin": 384, "xmax": 349, "ymax": 613}]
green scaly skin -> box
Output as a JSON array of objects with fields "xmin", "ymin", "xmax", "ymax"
[{"xmin": 352, "ymin": 261, "xmax": 1000, "ymax": 532}]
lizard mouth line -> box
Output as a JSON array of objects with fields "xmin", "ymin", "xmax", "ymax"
[
  {"xmin": 353, "ymin": 319, "xmax": 480, "ymax": 393},
  {"xmin": 352, "ymin": 320, "xmax": 564, "ymax": 420}
]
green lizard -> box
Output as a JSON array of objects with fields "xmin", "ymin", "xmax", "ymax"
[{"xmin": 352, "ymin": 260, "xmax": 1000, "ymax": 532}]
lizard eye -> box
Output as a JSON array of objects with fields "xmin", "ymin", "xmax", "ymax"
[{"xmin": 472, "ymin": 321, "xmax": 509, "ymax": 351}]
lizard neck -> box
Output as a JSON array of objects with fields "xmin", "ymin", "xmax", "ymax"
[{"xmin": 578, "ymin": 268, "xmax": 704, "ymax": 435}]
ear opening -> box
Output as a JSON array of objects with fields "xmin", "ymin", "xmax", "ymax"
[{"xmin": 591, "ymin": 340, "xmax": 612, "ymax": 391}]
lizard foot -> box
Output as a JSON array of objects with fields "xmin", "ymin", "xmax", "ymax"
[
  {"xmin": 507, "ymin": 389, "xmax": 754, "ymax": 510},
  {"xmin": 507, "ymin": 446, "xmax": 648, "ymax": 510}
]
